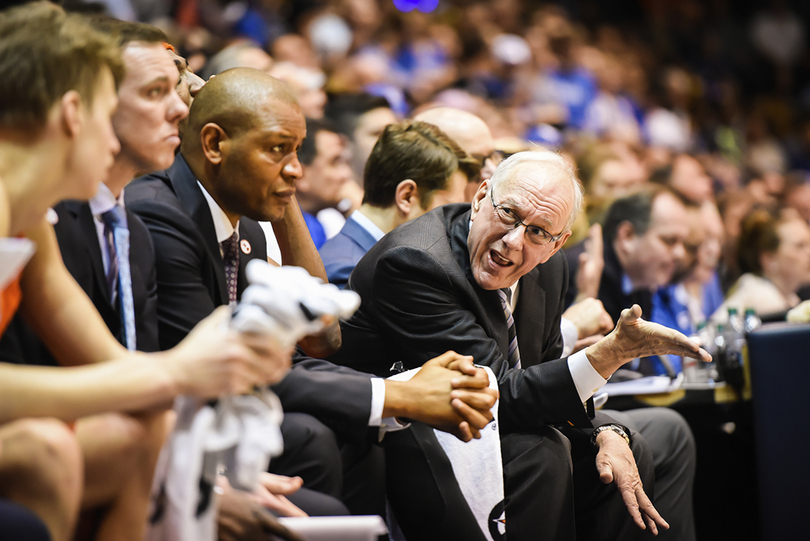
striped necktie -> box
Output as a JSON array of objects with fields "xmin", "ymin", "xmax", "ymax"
[
  {"xmin": 497, "ymin": 288, "xmax": 521, "ymax": 369},
  {"xmin": 101, "ymin": 205, "xmax": 136, "ymax": 351}
]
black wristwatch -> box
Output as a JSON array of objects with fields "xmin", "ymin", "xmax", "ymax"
[{"xmin": 591, "ymin": 424, "xmax": 632, "ymax": 446}]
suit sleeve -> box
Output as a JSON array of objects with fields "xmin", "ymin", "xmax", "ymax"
[
  {"xmin": 130, "ymin": 192, "xmax": 377, "ymax": 441},
  {"xmin": 369, "ymin": 246, "xmax": 592, "ymax": 432}
]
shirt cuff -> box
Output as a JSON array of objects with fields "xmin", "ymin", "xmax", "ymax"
[
  {"xmin": 560, "ymin": 317, "xmax": 579, "ymax": 358},
  {"xmin": 368, "ymin": 378, "xmax": 409, "ymax": 433},
  {"xmin": 568, "ymin": 349, "xmax": 607, "ymax": 403}
]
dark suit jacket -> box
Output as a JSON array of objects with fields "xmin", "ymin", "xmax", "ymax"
[
  {"xmin": 319, "ymin": 215, "xmax": 378, "ymax": 289},
  {"xmin": 0, "ymin": 199, "xmax": 159, "ymax": 365},
  {"xmin": 331, "ymin": 203, "xmax": 593, "ymax": 433},
  {"xmin": 126, "ymin": 154, "xmax": 375, "ymax": 441}
]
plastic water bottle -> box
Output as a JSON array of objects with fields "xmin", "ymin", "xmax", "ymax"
[
  {"xmin": 727, "ymin": 307, "xmax": 744, "ymax": 334},
  {"xmin": 722, "ymin": 310, "xmax": 746, "ymax": 395},
  {"xmin": 744, "ymin": 307, "xmax": 761, "ymax": 334}
]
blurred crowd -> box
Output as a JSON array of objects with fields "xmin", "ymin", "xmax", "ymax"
[{"xmin": 86, "ymin": 0, "xmax": 810, "ymax": 323}]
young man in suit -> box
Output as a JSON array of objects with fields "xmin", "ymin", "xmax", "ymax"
[
  {"xmin": 333, "ymin": 150, "xmax": 710, "ymax": 540},
  {"xmin": 126, "ymin": 67, "xmax": 499, "ymax": 515},
  {"xmin": 319, "ymin": 120, "xmax": 478, "ymax": 289}
]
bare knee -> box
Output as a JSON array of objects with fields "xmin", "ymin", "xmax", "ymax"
[
  {"xmin": 0, "ymin": 418, "xmax": 83, "ymax": 541},
  {"xmin": 0, "ymin": 418, "xmax": 83, "ymax": 498}
]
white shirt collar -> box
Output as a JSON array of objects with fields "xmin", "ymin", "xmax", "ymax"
[
  {"xmin": 197, "ymin": 180, "xmax": 238, "ymax": 244},
  {"xmin": 89, "ymin": 183, "xmax": 124, "ymax": 217},
  {"xmin": 351, "ymin": 210, "xmax": 385, "ymax": 242}
]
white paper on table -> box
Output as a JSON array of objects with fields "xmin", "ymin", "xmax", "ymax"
[
  {"xmin": 276, "ymin": 515, "xmax": 388, "ymax": 541},
  {"xmin": 601, "ymin": 373, "xmax": 684, "ymax": 396},
  {"xmin": 0, "ymin": 238, "xmax": 35, "ymax": 290}
]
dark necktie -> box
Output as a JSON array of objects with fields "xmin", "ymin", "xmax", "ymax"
[
  {"xmin": 101, "ymin": 205, "xmax": 136, "ymax": 351},
  {"xmin": 221, "ymin": 232, "xmax": 239, "ymax": 306},
  {"xmin": 497, "ymin": 288, "xmax": 521, "ymax": 369}
]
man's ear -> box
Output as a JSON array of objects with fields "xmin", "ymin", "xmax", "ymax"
[
  {"xmin": 470, "ymin": 180, "xmax": 489, "ymax": 220},
  {"xmin": 395, "ymin": 179, "xmax": 418, "ymax": 216},
  {"xmin": 200, "ymin": 122, "xmax": 227, "ymax": 165},
  {"xmin": 59, "ymin": 90, "xmax": 83, "ymax": 138},
  {"xmin": 614, "ymin": 221, "xmax": 636, "ymax": 254}
]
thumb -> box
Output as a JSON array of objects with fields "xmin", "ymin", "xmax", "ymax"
[
  {"xmin": 596, "ymin": 458, "xmax": 614, "ymax": 484},
  {"xmin": 619, "ymin": 304, "xmax": 643, "ymax": 325}
]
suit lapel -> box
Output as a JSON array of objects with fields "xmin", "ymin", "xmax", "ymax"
[
  {"xmin": 165, "ymin": 155, "xmax": 229, "ymax": 304},
  {"xmin": 514, "ymin": 269, "xmax": 547, "ymax": 368},
  {"xmin": 445, "ymin": 206, "xmax": 511, "ymax": 359},
  {"xmin": 63, "ymin": 201, "xmax": 112, "ymax": 305}
]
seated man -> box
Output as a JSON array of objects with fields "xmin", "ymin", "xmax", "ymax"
[
  {"xmin": 125, "ymin": 68, "xmax": 498, "ymax": 514},
  {"xmin": 332, "ymin": 150, "xmax": 710, "ymax": 540},
  {"xmin": 320, "ymin": 119, "xmax": 478, "ymax": 288},
  {"xmin": 0, "ymin": 5, "xmax": 290, "ymax": 541}
]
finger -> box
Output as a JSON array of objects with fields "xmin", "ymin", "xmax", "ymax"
[
  {"xmin": 446, "ymin": 355, "xmax": 477, "ymax": 376},
  {"xmin": 450, "ymin": 389, "xmax": 497, "ymax": 413},
  {"xmin": 260, "ymin": 473, "xmax": 303, "ymax": 495},
  {"xmin": 451, "ymin": 397, "xmax": 493, "ymax": 430},
  {"xmin": 637, "ymin": 489, "xmax": 668, "ymax": 533},
  {"xmin": 452, "ymin": 421, "xmax": 473, "ymax": 442},
  {"xmin": 594, "ymin": 458, "xmax": 614, "ymax": 484},
  {"xmin": 429, "ymin": 350, "xmax": 464, "ymax": 368},
  {"xmin": 588, "ymin": 223, "xmax": 603, "ymax": 259},
  {"xmin": 451, "ymin": 370, "xmax": 490, "ymax": 390},
  {"xmin": 619, "ymin": 304, "xmax": 643, "ymax": 325}
]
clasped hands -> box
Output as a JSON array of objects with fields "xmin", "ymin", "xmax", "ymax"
[{"xmin": 383, "ymin": 351, "xmax": 499, "ymax": 442}]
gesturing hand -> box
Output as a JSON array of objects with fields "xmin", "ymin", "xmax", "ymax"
[
  {"xmin": 585, "ymin": 304, "xmax": 711, "ymax": 379},
  {"xmin": 594, "ymin": 430, "xmax": 669, "ymax": 534}
]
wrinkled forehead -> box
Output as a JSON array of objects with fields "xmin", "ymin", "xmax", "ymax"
[{"xmin": 498, "ymin": 162, "xmax": 574, "ymax": 226}]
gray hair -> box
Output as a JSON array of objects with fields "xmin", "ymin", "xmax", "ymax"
[{"xmin": 488, "ymin": 150, "xmax": 583, "ymax": 231}]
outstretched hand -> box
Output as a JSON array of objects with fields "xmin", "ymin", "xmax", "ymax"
[
  {"xmin": 594, "ymin": 430, "xmax": 669, "ymax": 534},
  {"xmin": 585, "ymin": 305, "xmax": 711, "ymax": 379}
]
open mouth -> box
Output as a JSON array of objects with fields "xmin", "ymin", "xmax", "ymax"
[{"xmin": 490, "ymin": 250, "xmax": 513, "ymax": 267}]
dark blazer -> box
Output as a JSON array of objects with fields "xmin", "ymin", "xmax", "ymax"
[
  {"xmin": 126, "ymin": 154, "xmax": 375, "ymax": 441},
  {"xmin": 319, "ymin": 215, "xmax": 378, "ymax": 289},
  {"xmin": 331, "ymin": 203, "xmax": 593, "ymax": 433},
  {"xmin": 0, "ymin": 198, "xmax": 159, "ymax": 365}
]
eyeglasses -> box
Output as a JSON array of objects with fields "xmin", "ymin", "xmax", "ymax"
[
  {"xmin": 489, "ymin": 187, "xmax": 564, "ymax": 245},
  {"xmin": 475, "ymin": 150, "xmax": 505, "ymax": 169}
]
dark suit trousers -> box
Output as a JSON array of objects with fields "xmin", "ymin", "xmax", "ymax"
[{"xmin": 384, "ymin": 424, "xmax": 576, "ymax": 541}]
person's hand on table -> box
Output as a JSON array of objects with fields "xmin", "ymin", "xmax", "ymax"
[{"xmin": 594, "ymin": 429, "xmax": 669, "ymax": 534}]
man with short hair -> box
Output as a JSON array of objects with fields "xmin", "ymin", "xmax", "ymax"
[
  {"xmin": 335, "ymin": 150, "xmax": 708, "ymax": 540},
  {"xmin": 126, "ymin": 68, "xmax": 498, "ymax": 513},
  {"xmin": 319, "ymin": 119, "xmax": 478, "ymax": 288},
  {"xmin": 295, "ymin": 118, "xmax": 354, "ymax": 248}
]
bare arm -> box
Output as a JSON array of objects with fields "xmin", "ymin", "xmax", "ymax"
[
  {"xmin": 19, "ymin": 219, "xmax": 126, "ymax": 366},
  {"xmin": 0, "ymin": 307, "xmax": 291, "ymax": 424},
  {"xmin": 271, "ymin": 196, "xmax": 341, "ymax": 356}
]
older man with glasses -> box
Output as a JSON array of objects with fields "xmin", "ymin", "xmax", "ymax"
[{"xmin": 331, "ymin": 150, "xmax": 710, "ymax": 540}]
